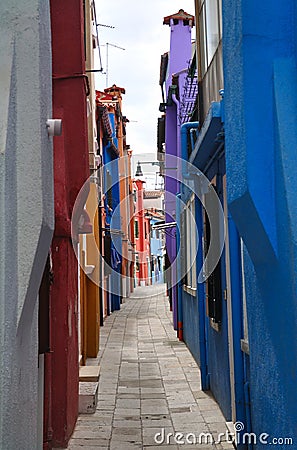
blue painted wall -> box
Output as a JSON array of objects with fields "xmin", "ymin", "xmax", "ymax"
[
  {"xmin": 204, "ymin": 158, "xmax": 232, "ymax": 420},
  {"xmin": 182, "ymin": 291, "xmax": 201, "ymax": 365},
  {"xmin": 180, "ymin": 152, "xmax": 232, "ymax": 419},
  {"xmin": 206, "ymin": 289, "xmax": 231, "ymax": 420},
  {"xmin": 224, "ymin": 0, "xmax": 297, "ymax": 444},
  {"xmin": 103, "ymin": 112, "xmax": 122, "ymax": 311}
]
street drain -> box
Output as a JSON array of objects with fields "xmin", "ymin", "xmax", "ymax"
[{"xmin": 142, "ymin": 414, "xmax": 169, "ymax": 420}]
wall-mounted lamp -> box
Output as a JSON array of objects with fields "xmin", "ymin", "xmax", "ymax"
[
  {"xmin": 46, "ymin": 119, "xmax": 62, "ymax": 136},
  {"xmin": 135, "ymin": 161, "xmax": 143, "ymax": 177}
]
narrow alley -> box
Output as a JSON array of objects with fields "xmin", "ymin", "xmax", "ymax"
[
  {"xmin": 67, "ymin": 285, "xmax": 234, "ymax": 450},
  {"xmin": 2, "ymin": 1, "xmax": 297, "ymax": 449}
]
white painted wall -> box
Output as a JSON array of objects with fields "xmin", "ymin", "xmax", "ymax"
[{"xmin": 0, "ymin": 1, "xmax": 54, "ymax": 448}]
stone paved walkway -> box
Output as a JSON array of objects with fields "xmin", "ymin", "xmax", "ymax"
[{"xmin": 67, "ymin": 284, "xmax": 234, "ymax": 449}]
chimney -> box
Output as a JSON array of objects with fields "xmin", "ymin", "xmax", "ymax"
[
  {"xmin": 163, "ymin": 9, "xmax": 195, "ymax": 93},
  {"xmin": 163, "ymin": 9, "xmax": 195, "ymax": 27}
]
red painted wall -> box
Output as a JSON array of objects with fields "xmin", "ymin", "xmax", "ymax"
[
  {"xmin": 45, "ymin": 1, "xmax": 90, "ymax": 447},
  {"xmin": 134, "ymin": 180, "xmax": 151, "ymax": 285}
]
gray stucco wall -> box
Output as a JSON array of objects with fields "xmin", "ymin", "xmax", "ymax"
[{"xmin": 0, "ymin": 1, "xmax": 54, "ymax": 448}]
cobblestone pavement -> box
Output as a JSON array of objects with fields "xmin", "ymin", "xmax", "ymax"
[{"xmin": 67, "ymin": 284, "xmax": 234, "ymax": 449}]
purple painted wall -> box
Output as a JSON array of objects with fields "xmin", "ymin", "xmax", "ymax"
[{"xmin": 163, "ymin": 10, "xmax": 194, "ymax": 329}]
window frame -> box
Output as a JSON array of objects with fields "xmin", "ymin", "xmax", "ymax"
[
  {"xmin": 184, "ymin": 193, "xmax": 197, "ymax": 292},
  {"xmin": 199, "ymin": 0, "xmax": 222, "ymax": 78},
  {"xmin": 203, "ymin": 179, "xmax": 223, "ymax": 327}
]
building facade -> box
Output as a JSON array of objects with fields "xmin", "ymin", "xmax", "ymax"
[
  {"xmin": 149, "ymin": 211, "xmax": 165, "ymax": 285},
  {"xmin": 223, "ymin": 0, "xmax": 297, "ymax": 445},
  {"xmin": 0, "ymin": 1, "xmax": 141, "ymax": 448},
  {"xmin": 166, "ymin": 0, "xmax": 249, "ymax": 437},
  {"xmin": 134, "ymin": 179, "xmax": 151, "ymax": 286},
  {"xmin": 160, "ymin": 2, "xmax": 297, "ymax": 448},
  {"xmin": 0, "ymin": 1, "xmax": 54, "ymax": 448},
  {"xmin": 97, "ymin": 85, "xmax": 134, "ymax": 311},
  {"xmin": 158, "ymin": 9, "xmax": 195, "ymax": 331},
  {"xmin": 45, "ymin": 0, "xmax": 91, "ymax": 446}
]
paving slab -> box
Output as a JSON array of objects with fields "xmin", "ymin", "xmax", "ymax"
[{"xmin": 67, "ymin": 284, "xmax": 232, "ymax": 449}]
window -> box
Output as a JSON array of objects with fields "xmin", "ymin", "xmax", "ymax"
[
  {"xmin": 106, "ymin": 170, "xmax": 112, "ymax": 208},
  {"xmin": 199, "ymin": 0, "xmax": 221, "ymax": 76},
  {"xmin": 135, "ymin": 220, "xmax": 139, "ymax": 238},
  {"xmin": 204, "ymin": 182, "xmax": 222, "ymax": 324},
  {"xmin": 218, "ymin": 0, "xmax": 223, "ymax": 39},
  {"xmin": 135, "ymin": 254, "xmax": 139, "ymax": 272},
  {"xmin": 184, "ymin": 194, "xmax": 197, "ymax": 290},
  {"xmin": 199, "ymin": 4, "xmax": 208, "ymax": 77},
  {"xmin": 205, "ymin": 0, "xmax": 219, "ymax": 63}
]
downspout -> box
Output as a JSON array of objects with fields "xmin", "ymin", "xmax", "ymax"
[
  {"xmin": 243, "ymin": 354, "xmax": 253, "ymax": 450},
  {"xmin": 228, "ymin": 217, "xmax": 248, "ymax": 450},
  {"xmin": 171, "ymin": 93, "xmax": 180, "ymax": 123},
  {"xmin": 176, "ymin": 193, "xmax": 183, "ymax": 341},
  {"xmin": 171, "ymin": 92, "xmax": 184, "ymax": 165},
  {"xmin": 244, "ymin": 380, "xmax": 253, "ymax": 450},
  {"xmin": 171, "ymin": 92, "xmax": 180, "ymax": 332},
  {"xmin": 195, "ymin": 192, "xmax": 209, "ymax": 390}
]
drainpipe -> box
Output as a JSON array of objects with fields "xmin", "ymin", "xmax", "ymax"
[
  {"xmin": 171, "ymin": 92, "xmax": 180, "ymax": 138},
  {"xmin": 195, "ymin": 192, "xmax": 209, "ymax": 390},
  {"xmin": 243, "ymin": 363, "xmax": 253, "ymax": 450},
  {"xmin": 171, "ymin": 92, "xmax": 180, "ymax": 331},
  {"xmin": 243, "ymin": 381, "xmax": 253, "ymax": 450},
  {"xmin": 176, "ymin": 193, "xmax": 183, "ymax": 341},
  {"xmin": 228, "ymin": 219, "xmax": 245, "ymax": 413},
  {"xmin": 171, "ymin": 93, "xmax": 181, "ymax": 172}
]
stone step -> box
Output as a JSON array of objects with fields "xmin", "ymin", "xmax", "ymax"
[
  {"xmin": 79, "ymin": 381, "xmax": 98, "ymax": 414},
  {"xmin": 79, "ymin": 364, "xmax": 100, "ymax": 382}
]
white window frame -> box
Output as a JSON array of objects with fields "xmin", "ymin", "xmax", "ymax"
[
  {"xmin": 199, "ymin": 0, "xmax": 222, "ymax": 77},
  {"xmin": 185, "ymin": 194, "xmax": 197, "ymax": 291}
]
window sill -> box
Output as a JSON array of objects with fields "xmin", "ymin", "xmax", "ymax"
[{"xmin": 183, "ymin": 285, "xmax": 197, "ymax": 297}]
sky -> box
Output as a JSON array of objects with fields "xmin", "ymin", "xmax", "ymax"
[{"xmin": 94, "ymin": 0, "xmax": 195, "ymax": 160}]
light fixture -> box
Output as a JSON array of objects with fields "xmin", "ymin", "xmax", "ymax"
[
  {"xmin": 46, "ymin": 119, "xmax": 62, "ymax": 136},
  {"xmin": 135, "ymin": 161, "xmax": 143, "ymax": 177}
]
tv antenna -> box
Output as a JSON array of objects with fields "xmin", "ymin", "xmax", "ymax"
[
  {"xmin": 105, "ymin": 42, "xmax": 125, "ymax": 87},
  {"xmin": 97, "ymin": 23, "xmax": 115, "ymax": 29}
]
